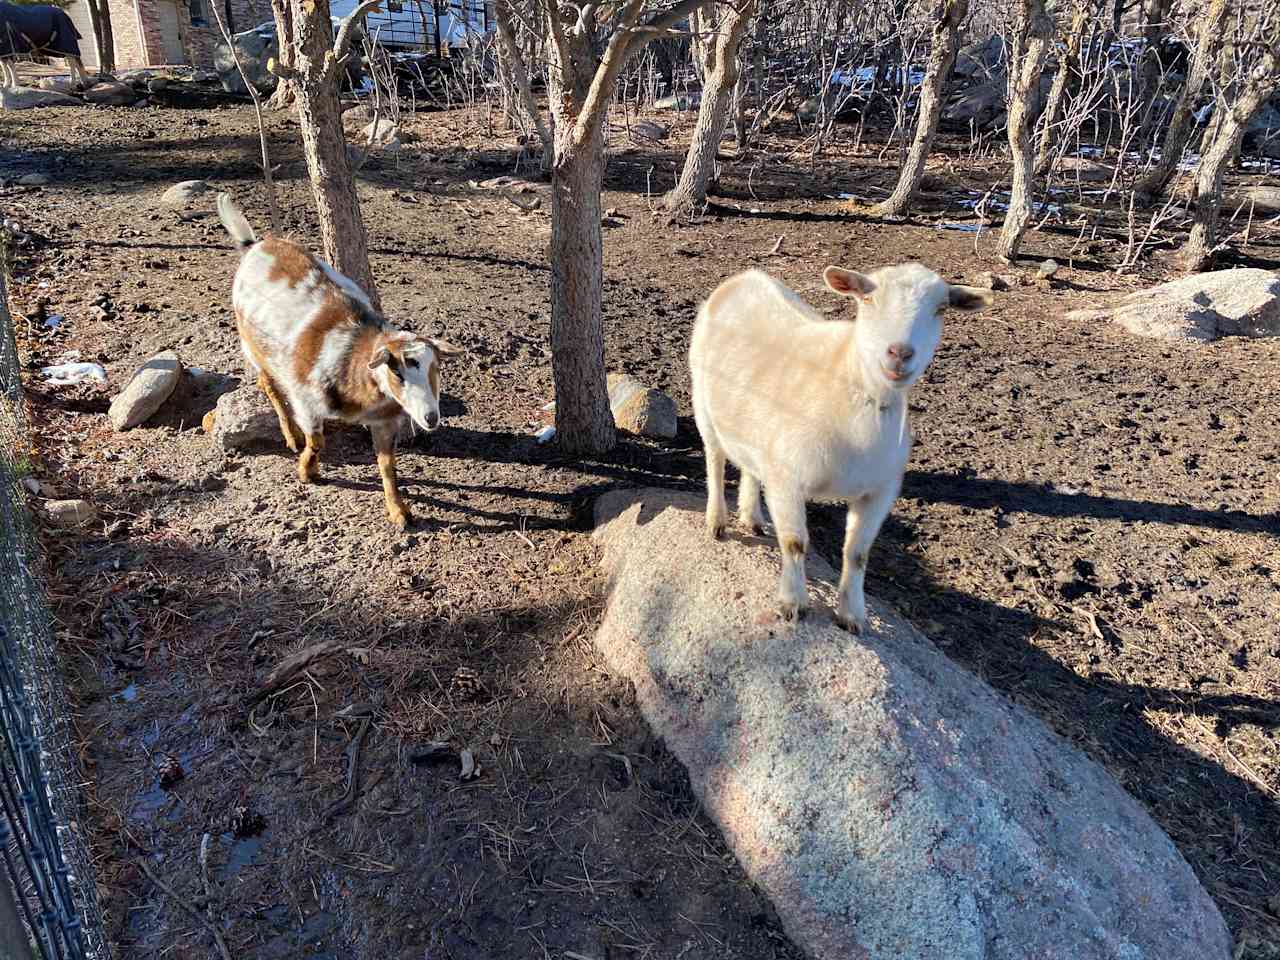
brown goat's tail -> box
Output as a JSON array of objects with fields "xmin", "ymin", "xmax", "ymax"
[{"xmin": 216, "ymin": 193, "xmax": 257, "ymax": 251}]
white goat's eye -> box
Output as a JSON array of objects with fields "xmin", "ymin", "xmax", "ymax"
[{"xmin": 405, "ymin": 357, "xmax": 420, "ymax": 369}]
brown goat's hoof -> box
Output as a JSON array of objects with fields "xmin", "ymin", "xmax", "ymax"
[
  {"xmin": 780, "ymin": 602, "xmax": 807, "ymax": 623},
  {"xmin": 388, "ymin": 509, "xmax": 411, "ymax": 531}
]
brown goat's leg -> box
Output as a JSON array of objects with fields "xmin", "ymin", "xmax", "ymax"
[
  {"xmin": 298, "ymin": 431, "xmax": 324, "ymax": 483},
  {"xmin": 257, "ymin": 372, "xmax": 301, "ymax": 452},
  {"xmin": 371, "ymin": 424, "xmax": 411, "ymax": 530}
]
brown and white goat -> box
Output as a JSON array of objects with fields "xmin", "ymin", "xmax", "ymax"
[
  {"xmin": 689, "ymin": 263, "xmax": 991, "ymax": 632},
  {"xmin": 217, "ymin": 193, "xmax": 461, "ymax": 530}
]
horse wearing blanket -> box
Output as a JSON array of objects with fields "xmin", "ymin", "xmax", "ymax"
[{"xmin": 0, "ymin": 2, "xmax": 88, "ymax": 89}]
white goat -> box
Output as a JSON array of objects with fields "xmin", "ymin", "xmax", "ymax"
[
  {"xmin": 216, "ymin": 193, "xmax": 461, "ymax": 530},
  {"xmin": 689, "ymin": 263, "xmax": 991, "ymax": 632}
]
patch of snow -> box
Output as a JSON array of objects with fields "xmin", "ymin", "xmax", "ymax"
[
  {"xmin": 44, "ymin": 314, "xmax": 63, "ymax": 329},
  {"xmin": 534, "ymin": 425, "xmax": 556, "ymax": 445},
  {"xmin": 42, "ymin": 362, "xmax": 107, "ymax": 386}
]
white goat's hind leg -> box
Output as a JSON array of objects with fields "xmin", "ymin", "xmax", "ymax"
[
  {"xmin": 1, "ymin": 60, "xmax": 16, "ymax": 89},
  {"xmin": 703, "ymin": 441, "xmax": 728, "ymax": 539},
  {"xmin": 764, "ymin": 482, "xmax": 809, "ymax": 621},
  {"xmin": 835, "ymin": 487, "xmax": 897, "ymax": 634},
  {"xmin": 737, "ymin": 472, "xmax": 764, "ymax": 534}
]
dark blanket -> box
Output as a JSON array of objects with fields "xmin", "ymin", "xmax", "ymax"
[{"xmin": 0, "ymin": 2, "xmax": 81, "ymax": 59}]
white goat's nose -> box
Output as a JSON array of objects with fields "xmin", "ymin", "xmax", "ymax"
[
  {"xmin": 426, "ymin": 411, "xmax": 440, "ymax": 429},
  {"xmin": 887, "ymin": 342, "xmax": 915, "ymax": 362}
]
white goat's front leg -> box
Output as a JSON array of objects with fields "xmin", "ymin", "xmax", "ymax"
[
  {"xmin": 1, "ymin": 60, "xmax": 16, "ymax": 89},
  {"xmin": 835, "ymin": 486, "xmax": 897, "ymax": 634},
  {"xmin": 703, "ymin": 441, "xmax": 728, "ymax": 540},
  {"xmin": 737, "ymin": 472, "xmax": 764, "ymax": 534},
  {"xmin": 65, "ymin": 56, "xmax": 87, "ymax": 88},
  {"xmin": 765, "ymin": 482, "xmax": 809, "ymax": 621}
]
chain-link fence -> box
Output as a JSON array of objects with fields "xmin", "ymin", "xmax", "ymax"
[{"xmin": 1, "ymin": 256, "xmax": 109, "ymax": 959}]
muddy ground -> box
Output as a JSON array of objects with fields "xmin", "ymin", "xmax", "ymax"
[{"xmin": 2, "ymin": 89, "xmax": 1279, "ymax": 959}]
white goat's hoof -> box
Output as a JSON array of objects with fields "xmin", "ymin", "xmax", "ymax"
[
  {"xmin": 835, "ymin": 612, "xmax": 866, "ymax": 635},
  {"xmin": 708, "ymin": 522, "xmax": 726, "ymax": 541}
]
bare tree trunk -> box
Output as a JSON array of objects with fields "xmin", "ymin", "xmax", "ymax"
[
  {"xmin": 663, "ymin": 0, "xmax": 756, "ymax": 213},
  {"xmin": 1133, "ymin": 0, "xmax": 1228, "ymax": 201},
  {"xmin": 85, "ymin": 0, "xmax": 115, "ymax": 75},
  {"xmin": 869, "ymin": 0, "xmax": 966, "ymax": 218},
  {"xmin": 547, "ymin": 29, "xmax": 614, "ymax": 455},
  {"xmin": 1135, "ymin": 0, "xmax": 1173, "ymax": 144},
  {"xmin": 1034, "ymin": 2, "xmax": 1086, "ymax": 175},
  {"xmin": 689, "ymin": 7, "xmax": 708, "ymax": 83},
  {"xmin": 537, "ymin": 0, "xmax": 710, "ymax": 454},
  {"xmin": 267, "ymin": 0, "xmax": 299, "ymax": 109},
  {"xmin": 1182, "ymin": 76, "xmax": 1277, "ymax": 270},
  {"xmin": 997, "ymin": 0, "xmax": 1053, "ymax": 261},
  {"xmin": 282, "ymin": 0, "xmax": 381, "ymax": 308},
  {"xmin": 494, "ymin": 1, "xmax": 554, "ymax": 165}
]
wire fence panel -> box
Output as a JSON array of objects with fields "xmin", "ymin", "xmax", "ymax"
[{"xmin": 1, "ymin": 258, "xmax": 109, "ymax": 959}]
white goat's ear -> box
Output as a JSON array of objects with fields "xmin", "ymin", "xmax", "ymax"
[
  {"xmin": 429, "ymin": 338, "xmax": 465, "ymax": 358},
  {"xmin": 823, "ymin": 266, "xmax": 875, "ymax": 301},
  {"xmin": 368, "ymin": 345, "xmax": 392, "ymax": 370},
  {"xmin": 947, "ymin": 284, "xmax": 993, "ymax": 312}
]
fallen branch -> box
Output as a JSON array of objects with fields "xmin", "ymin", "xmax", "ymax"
[
  {"xmin": 241, "ymin": 638, "xmax": 353, "ymax": 709},
  {"xmin": 138, "ymin": 859, "xmax": 233, "ymax": 960},
  {"xmin": 321, "ymin": 716, "xmax": 371, "ymax": 821}
]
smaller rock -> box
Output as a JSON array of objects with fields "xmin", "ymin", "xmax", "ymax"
[
  {"xmin": 1229, "ymin": 185, "xmax": 1280, "ymax": 215},
  {"xmin": 1056, "ymin": 156, "xmax": 1114, "ymax": 182},
  {"xmin": 1037, "ymin": 258, "xmax": 1060, "ymax": 280},
  {"xmin": 361, "ymin": 117, "xmax": 400, "ymax": 146},
  {"xmin": 18, "ymin": 173, "xmax": 49, "ymax": 186},
  {"xmin": 631, "ymin": 120, "xmax": 669, "ymax": 142},
  {"xmin": 161, "ymin": 180, "xmax": 210, "ymax": 206},
  {"xmin": 210, "ymin": 386, "xmax": 281, "ymax": 450},
  {"xmin": 146, "ymin": 76, "xmax": 169, "ymax": 93},
  {"xmin": 201, "ymin": 409, "xmax": 217, "ymax": 434},
  {"xmin": 0, "ymin": 86, "xmax": 81, "ymax": 110},
  {"xmin": 655, "ymin": 92, "xmax": 700, "ymax": 111},
  {"xmin": 109, "ymin": 350, "xmax": 182, "ymax": 430},
  {"xmin": 1069, "ymin": 268, "xmax": 1280, "ymax": 342},
  {"xmin": 978, "ymin": 272, "xmax": 1011, "ymax": 292},
  {"xmin": 459, "ymin": 748, "xmax": 480, "ymax": 781},
  {"xmin": 83, "ymin": 80, "xmax": 140, "ymax": 106},
  {"xmin": 608, "ymin": 373, "xmax": 678, "ymax": 439},
  {"xmin": 45, "ymin": 499, "xmax": 97, "ymax": 528},
  {"xmin": 37, "ymin": 76, "xmax": 77, "ymax": 95}
]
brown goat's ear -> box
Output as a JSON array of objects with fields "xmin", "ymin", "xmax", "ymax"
[
  {"xmin": 823, "ymin": 266, "xmax": 875, "ymax": 301},
  {"xmin": 947, "ymin": 284, "xmax": 993, "ymax": 312},
  {"xmin": 368, "ymin": 344, "xmax": 392, "ymax": 370},
  {"xmin": 428, "ymin": 338, "xmax": 464, "ymax": 358}
]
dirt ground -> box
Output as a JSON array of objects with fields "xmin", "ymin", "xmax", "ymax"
[{"xmin": 3, "ymin": 89, "xmax": 1279, "ymax": 959}]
